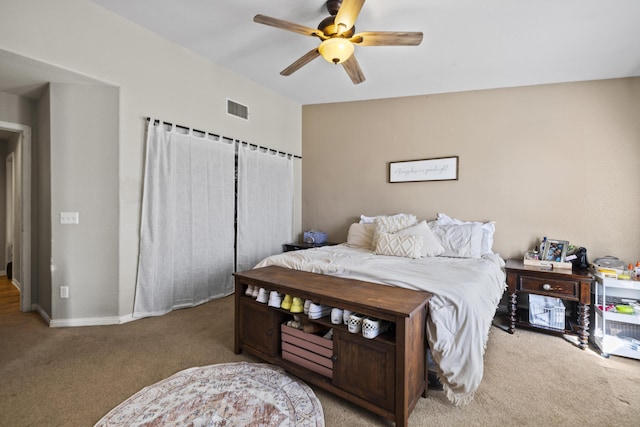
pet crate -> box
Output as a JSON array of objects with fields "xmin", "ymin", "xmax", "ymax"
[{"xmin": 529, "ymin": 295, "xmax": 566, "ymax": 331}]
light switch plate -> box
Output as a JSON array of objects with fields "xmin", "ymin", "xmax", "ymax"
[{"xmin": 60, "ymin": 212, "xmax": 79, "ymax": 225}]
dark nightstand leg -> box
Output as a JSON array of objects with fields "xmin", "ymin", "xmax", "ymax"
[
  {"xmin": 577, "ymin": 303, "xmax": 589, "ymax": 349},
  {"xmin": 508, "ymin": 292, "xmax": 517, "ymax": 334}
]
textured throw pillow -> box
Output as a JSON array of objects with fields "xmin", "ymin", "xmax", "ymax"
[
  {"xmin": 346, "ymin": 223, "xmax": 376, "ymax": 249},
  {"xmin": 374, "ymin": 232, "xmax": 423, "ymax": 259},
  {"xmin": 435, "ymin": 213, "xmax": 496, "ymax": 254},
  {"xmin": 430, "ymin": 222, "xmax": 484, "ymax": 258},
  {"xmin": 372, "ymin": 214, "xmax": 418, "ymax": 249},
  {"xmin": 396, "ymin": 220, "xmax": 445, "ymax": 257}
]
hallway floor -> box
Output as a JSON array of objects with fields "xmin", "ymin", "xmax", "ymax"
[{"xmin": 0, "ymin": 275, "xmax": 19, "ymax": 315}]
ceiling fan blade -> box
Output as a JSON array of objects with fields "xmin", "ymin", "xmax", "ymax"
[
  {"xmin": 280, "ymin": 49, "xmax": 321, "ymax": 76},
  {"xmin": 341, "ymin": 54, "xmax": 366, "ymax": 84},
  {"xmin": 334, "ymin": 0, "xmax": 365, "ymax": 33},
  {"xmin": 254, "ymin": 14, "xmax": 324, "ymax": 38},
  {"xmin": 350, "ymin": 31, "xmax": 424, "ymax": 46}
]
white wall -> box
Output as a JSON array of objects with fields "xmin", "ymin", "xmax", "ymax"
[
  {"xmin": 50, "ymin": 83, "xmax": 119, "ymax": 320},
  {"xmin": 0, "ymin": 0, "xmax": 302, "ymax": 321},
  {"xmin": 0, "ymin": 91, "xmax": 35, "ymax": 125},
  {"xmin": 36, "ymin": 87, "xmax": 52, "ymax": 315}
]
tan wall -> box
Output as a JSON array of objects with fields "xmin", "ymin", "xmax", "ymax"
[{"xmin": 302, "ymin": 78, "xmax": 640, "ymax": 264}]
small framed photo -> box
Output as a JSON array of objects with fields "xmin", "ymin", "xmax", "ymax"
[{"xmin": 542, "ymin": 239, "xmax": 569, "ymax": 262}]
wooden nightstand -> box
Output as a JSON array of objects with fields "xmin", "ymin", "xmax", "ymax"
[
  {"xmin": 282, "ymin": 242, "xmax": 336, "ymax": 252},
  {"xmin": 505, "ymin": 259, "xmax": 593, "ymax": 349}
]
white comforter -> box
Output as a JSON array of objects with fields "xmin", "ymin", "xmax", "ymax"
[{"xmin": 254, "ymin": 244, "xmax": 506, "ymax": 406}]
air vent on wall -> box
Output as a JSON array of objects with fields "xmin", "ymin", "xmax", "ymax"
[{"xmin": 227, "ymin": 98, "xmax": 249, "ymax": 120}]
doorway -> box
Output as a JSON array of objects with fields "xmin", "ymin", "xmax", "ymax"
[
  {"xmin": 6, "ymin": 152, "xmax": 15, "ymax": 278},
  {"xmin": 0, "ymin": 122, "xmax": 31, "ymax": 312}
]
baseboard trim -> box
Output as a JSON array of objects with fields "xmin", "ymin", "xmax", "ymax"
[
  {"xmin": 49, "ymin": 315, "xmax": 125, "ymax": 328},
  {"xmin": 118, "ymin": 314, "xmax": 137, "ymax": 324},
  {"xmin": 32, "ymin": 305, "xmax": 138, "ymax": 327},
  {"xmin": 34, "ymin": 305, "xmax": 51, "ymax": 324}
]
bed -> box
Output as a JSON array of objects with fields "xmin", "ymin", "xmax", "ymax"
[{"xmin": 254, "ymin": 213, "xmax": 507, "ymax": 406}]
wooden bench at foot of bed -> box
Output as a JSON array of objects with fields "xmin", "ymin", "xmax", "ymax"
[{"xmin": 234, "ymin": 265, "xmax": 433, "ymax": 427}]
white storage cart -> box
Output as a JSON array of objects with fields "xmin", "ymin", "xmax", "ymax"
[{"xmin": 591, "ymin": 272, "xmax": 640, "ymax": 359}]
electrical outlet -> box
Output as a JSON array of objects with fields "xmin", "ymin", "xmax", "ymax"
[
  {"xmin": 60, "ymin": 286, "xmax": 69, "ymax": 299},
  {"xmin": 60, "ymin": 212, "xmax": 79, "ymax": 225}
]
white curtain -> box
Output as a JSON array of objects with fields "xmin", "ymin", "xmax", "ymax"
[
  {"xmin": 134, "ymin": 121, "xmax": 235, "ymax": 318},
  {"xmin": 237, "ymin": 144, "xmax": 294, "ymax": 272}
]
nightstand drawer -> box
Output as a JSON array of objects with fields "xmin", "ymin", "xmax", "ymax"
[{"xmin": 519, "ymin": 276, "xmax": 578, "ymax": 298}]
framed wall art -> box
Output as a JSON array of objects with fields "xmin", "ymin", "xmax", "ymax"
[{"xmin": 388, "ymin": 156, "xmax": 459, "ymax": 183}]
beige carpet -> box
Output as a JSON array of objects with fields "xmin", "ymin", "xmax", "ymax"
[{"xmin": 1, "ymin": 295, "xmax": 639, "ymax": 426}]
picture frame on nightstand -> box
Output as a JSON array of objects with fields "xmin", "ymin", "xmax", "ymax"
[{"xmin": 542, "ymin": 239, "xmax": 569, "ymax": 262}]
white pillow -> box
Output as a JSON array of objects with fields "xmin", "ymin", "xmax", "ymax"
[
  {"xmin": 374, "ymin": 232, "xmax": 423, "ymax": 259},
  {"xmin": 346, "ymin": 223, "xmax": 375, "ymax": 249},
  {"xmin": 372, "ymin": 214, "xmax": 418, "ymax": 249},
  {"xmin": 435, "ymin": 213, "xmax": 495, "ymax": 255},
  {"xmin": 359, "ymin": 214, "xmax": 380, "ymax": 224},
  {"xmin": 359, "ymin": 213, "xmax": 413, "ymax": 224},
  {"xmin": 430, "ymin": 223, "xmax": 484, "ymax": 258},
  {"xmin": 396, "ymin": 221, "xmax": 445, "ymax": 257}
]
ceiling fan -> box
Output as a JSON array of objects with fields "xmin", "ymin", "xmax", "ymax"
[{"xmin": 254, "ymin": 0, "xmax": 423, "ymax": 84}]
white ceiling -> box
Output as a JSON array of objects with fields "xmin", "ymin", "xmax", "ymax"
[
  {"xmin": 87, "ymin": 0, "xmax": 640, "ymax": 105},
  {"xmin": 6, "ymin": 0, "xmax": 640, "ymax": 106}
]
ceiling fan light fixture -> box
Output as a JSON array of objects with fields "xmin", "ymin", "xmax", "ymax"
[
  {"xmin": 254, "ymin": 0, "xmax": 421, "ymax": 84},
  {"xmin": 318, "ymin": 38, "xmax": 354, "ymax": 64}
]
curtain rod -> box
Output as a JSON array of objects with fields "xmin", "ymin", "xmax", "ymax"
[{"xmin": 146, "ymin": 117, "xmax": 301, "ymax": 159}]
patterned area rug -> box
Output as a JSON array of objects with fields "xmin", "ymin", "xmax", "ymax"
[{"xmin": 95, "ymin": 362, "xmax": 324, "ymax": 427}]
